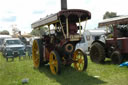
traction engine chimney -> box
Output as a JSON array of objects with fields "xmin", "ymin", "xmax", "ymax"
[{"xmin": 61, "ymin": 0, "xmax": 67, "ymax": 10}]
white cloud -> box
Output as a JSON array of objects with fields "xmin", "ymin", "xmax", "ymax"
[{"xmin": 0, "ymin": 0, "xmax": 128, "ymax": 34}]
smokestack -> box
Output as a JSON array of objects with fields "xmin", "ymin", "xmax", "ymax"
[{"xmin": 61, "ymin": 0, "xmax": 67, "ymax": 10}]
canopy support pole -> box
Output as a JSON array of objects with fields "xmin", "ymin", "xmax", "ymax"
[{"xmin": 66, "ymin": 18, "xmax": 69, "ymax": 38}]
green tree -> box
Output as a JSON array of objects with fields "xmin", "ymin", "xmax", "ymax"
[
  {"xmin": 0, "ymin": 30, "xmax": 10, "ymax": 35},
  {"xmin": 31, "ymin": 26, "xmax": 48, "ymax": 36},
  {"xmin": 103, "ymin": 11, "xmax": 117, "ymax": 19}
]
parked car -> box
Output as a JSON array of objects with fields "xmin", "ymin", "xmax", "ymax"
[
  {"xmin": 75, "ymin": 34, "xmax": 89, "ymax": 54},
  {"xmin": 2, "ymin": 38, "xmax": 26, "ymax": 61},
  {"xmin": 0, "ymin": 35, "xmax": 11, "ymax": 51}
]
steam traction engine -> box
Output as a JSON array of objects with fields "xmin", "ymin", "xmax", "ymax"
[{"xmin": 31, "ymin": 9, "xmax": 91, "ymax": 74}]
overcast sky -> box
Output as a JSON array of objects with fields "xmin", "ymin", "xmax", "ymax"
[{"xmin": 0, "ymin": 0, "xmax": 128, "ymax": 34}]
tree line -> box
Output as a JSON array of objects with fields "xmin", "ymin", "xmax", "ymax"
[
  {"xmin": 103, "ymin": 11, "xmax": 117, "ymax": 19},
  {"xmin": 0, "ymin": 30, "xmax": 10, "ymax": 35}
]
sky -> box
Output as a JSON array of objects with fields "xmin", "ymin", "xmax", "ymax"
[{"xmin": 0, "ymin": 0, "xmax": 128, "ymax": 34}]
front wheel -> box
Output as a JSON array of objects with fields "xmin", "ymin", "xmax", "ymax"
[
  {"xmin": 49, "ymin": 50, "xmax": 61, "ymax": 75},
  {"xmin": 111, "ymin": 51, "xmax": 122, "ymax": 64},
  {"xmin": 72, "ymin": 49, "xmax": 88, "ymax": 71}
]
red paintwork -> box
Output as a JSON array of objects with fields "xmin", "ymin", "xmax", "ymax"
[
  {"xmin": 106, "ymin": 37, "xmax": 128, "ymax": 54},
  {"xmin": 120, "ymin": 37, "xmax": 128, "ymax": 53},
  {"xmin": 58, "ymin": 9, "xmax": 91, "ymax": 20},
  {"xmin": 45, "ymin": 48, "xmax": 50, "ymax": 60},
  {"xmin": 69, "ymin": 23, "xmax": 78, "ymax": 34},
  {"xmin": 106, "ymin": 38, "xmax": 115, "ymax": 45}
]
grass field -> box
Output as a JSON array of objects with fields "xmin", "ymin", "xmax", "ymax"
[{"xmin": 0, "ymin": 53, "xmax": 128, "ymax": 85}]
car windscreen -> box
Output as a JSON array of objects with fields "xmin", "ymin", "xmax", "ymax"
[{"xmin": 6, "ymin": 40, "xmax": 22, "ymax": 45}]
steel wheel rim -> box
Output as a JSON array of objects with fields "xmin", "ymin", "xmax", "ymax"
[
  {"xmin": 49, "ymin": 52, "xmax": 58, "ymax": 75},
  {"xmin": 32, "ymin": 40, "xmax": 40, "ymax": 68},
  {"xmin": 73, "ymin": 50, "xmax": 85, "ymax": 71}
]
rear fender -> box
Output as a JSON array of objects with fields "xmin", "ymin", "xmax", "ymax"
[
  {"xmin": 99, "ymin": 35, "xmax": 106, "ymax": 44},
  {"xmin": 92, "ymin": 41, "xmax": 105, "ymax": 48}
]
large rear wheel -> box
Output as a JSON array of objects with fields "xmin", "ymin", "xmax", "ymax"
[
  {"xmin": 32, "ymin": 39, "xmax": 45, "ymax": 68},
  {"xmin": 49, "ymin": 51, "xmax": 61, "ymax": 75},
  {"xmin": 90, "ymin": 42, "xmax": 105, "ymax": 63},
  {"xmin": 73, "ymin": 49, "xmax": 88, "ymax": 71}
]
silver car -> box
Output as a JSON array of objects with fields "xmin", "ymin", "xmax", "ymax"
[{"xmin": 2, "ymin": 38, "xmax": 26, "ymax": 61}]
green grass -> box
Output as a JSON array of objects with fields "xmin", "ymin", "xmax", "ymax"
[{"xmin": 0, "ymin": 53, "xmax": 128, "ymax": 85}]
